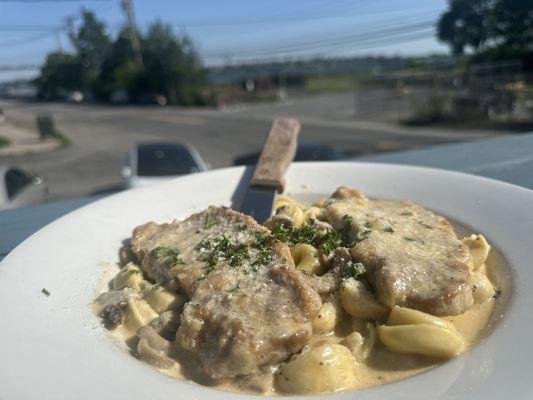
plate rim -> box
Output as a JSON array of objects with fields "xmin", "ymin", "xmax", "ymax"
[{"xmin": 0, "ymin": 161, "xmax": 531, "ymax": 400}]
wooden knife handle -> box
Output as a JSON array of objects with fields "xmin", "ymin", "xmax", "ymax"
[{"xmin": 250, "ymin": 118, "xmax": 300, "ymax": 192}]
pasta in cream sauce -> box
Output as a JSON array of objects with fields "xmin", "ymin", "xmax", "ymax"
[{"xmin": 94, "ymin": 190, "xmax": 509, "ymax": 395}]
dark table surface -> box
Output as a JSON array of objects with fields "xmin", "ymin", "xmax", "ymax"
[{"xmin": 2, "ymin": 132, "xmax": 532, "ymax": 261}]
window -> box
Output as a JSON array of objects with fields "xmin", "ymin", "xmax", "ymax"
[
  {"xmin": 137, "ymin": 145, "xmax": 200, "ymax": 176},
  {"xmin": 5, "ymin": 168, "xmax": 32, "ymax": 200}
]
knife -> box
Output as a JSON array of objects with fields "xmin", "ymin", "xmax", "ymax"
[{"xmin": 237, "ymin": 118, "xmax": 300, "ymax": 223}]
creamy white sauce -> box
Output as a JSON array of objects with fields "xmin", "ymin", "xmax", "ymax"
[
  {"xmin": 100, "ymin": 250, "xmax": 508, "ymax": 396},
  {"xmin": 96, "ymin": 207, "xmax": 511, "ymax": 396}
]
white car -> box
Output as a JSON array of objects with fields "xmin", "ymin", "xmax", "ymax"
[
  {"xmin": 0, "ymin": 166, "xmax": 48, "ymax": 210},
  {"xmin": 121, "ymin": 143, "xmax": 209, "ymax": 189}
]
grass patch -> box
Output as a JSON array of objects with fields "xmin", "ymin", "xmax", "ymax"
[
  {"xmin": 0, "ymin": 136, "xmax": 11, "ymax": 148},
  {"xmin": 54, "ymin": 131, "xmax": 71, "ymax": 149},
  {"xmin": 304, "ymin": 73, "xmax": 368, "ymax": 93}
]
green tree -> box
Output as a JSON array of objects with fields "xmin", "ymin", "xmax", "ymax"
[
  {"xmin": 98, "ymin": 28, "xmax": 138, "ymax": 99},
  {"xmin": 438, "ymin": 0, "xmax": 533, "ymax": 56},
  {"xmin": 493, "ymin": 0, "xmax": 533, "ymax": 49},
  {"xmin": 36, "ymin": 10, "xmax": 112, "ymax": 98},
  {"xmin": 37, "ymin": 12, "xmax": 205, "ymax": 105},
  {"xmin": 73, "ymin": 9, "xmax": 112, "ymax": 89},
  {"xmin": 139, "ymin": 21, "xmax": 205, "ymax": 105},
  {"xmin": 36, "ymin": 52, "xmax": 83, "ymax": 99}
]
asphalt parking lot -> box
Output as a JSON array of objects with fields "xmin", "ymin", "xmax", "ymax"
[{"xmin": 0, "ymin": 93, "xmax": 502, "ymax": 201}]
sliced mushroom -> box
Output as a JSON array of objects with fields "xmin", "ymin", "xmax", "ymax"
[
  {"xmin": 94, "ymin": 288, "xmax": 139, "ymax": 313},
  {"xmin": 99, "ymin": 304, "xmax": 125, "ymax": 329},
  {"xmin": 137, "ymin": 326, "xmax": 176, "ymax": 369},
  {"xmin": 148, "ymin": 310, "xmax": 180, "ymax": 341},
  {"xmin": 95, "ymin": 288, "xmax": 140, "ymax": 329}
]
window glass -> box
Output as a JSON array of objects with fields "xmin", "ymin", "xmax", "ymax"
[
  {"xmin": 5, "ymin": 169, "xmax": 32, "ymax": 200},
  {"xmin": 137, "ymin": 145, "xmax": 199, "ymax": 176}
]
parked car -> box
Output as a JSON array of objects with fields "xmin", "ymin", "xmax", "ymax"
[
  {"xmin": 121, "ymin": 143, "xmax": 209, "ymax": 189},
  {"xmin": 110, "ymin": 89, "xmax": 129, "ymax": 104},
  {"xmin": 0, "ymin": 166, "xmax": 48, "ymax": 210},
  {"xmin": 65, "ymin": 90, "xmax": 83, "ymax": 103},
  {"xmin": 233, "ymin": 142, "xmax": 346, "ymax": 165}
]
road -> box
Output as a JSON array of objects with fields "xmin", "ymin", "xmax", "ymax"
[{"xmin": 0, "ymin": 93, "xmax": 504, "ymax": 201}]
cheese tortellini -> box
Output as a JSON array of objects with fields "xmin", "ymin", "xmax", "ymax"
[
  {"xmin": 462, "ymin": 234, "xmax": 491, "ymax": 270},
  {"xmin": 471, "ymin": 272, "xmax": 495, "ymax": 303},
  {"xmin": 291, "ymin": 244, "xmax": 325, "ymax": 275},
  {"xmin": 378, "ymin": 324, "xmax": 464, "ymax": 359},
  {"xmin": 312, "ymin": 302, "xmax": 337, "ymax": 333},
  {"xmin": 387, "ymin": 306, "xmax": 457, "ymax": 332},
  {"xmin": 275, "ymin": 344, "xmax": 357, "ymax": 394},
  {"xmin": 304, "ymin": 206, "xmax": 327, "ymax": 224},
  {"xmin": 378, "ymin": 306, "xmax": 464, "ymax": 359},
  {"xmin": 341, "ymin": 323, "xmax": 376, "ymax": 362},
  {"xmin": 340, "ymin": 278, "xmax": 388, "ymax": 321},
  {"xmin": 272, "ymin": 196, "xmax": 306, "ymax": 227}
]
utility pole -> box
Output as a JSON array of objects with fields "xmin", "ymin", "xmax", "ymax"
[
  {"xmin": 278, "ymin": 69, "xmax": 289, "ymax": 103},
  {"xmin": 55, "ymin": 29, "xmax": 63, "ymax": 53},
  {"xmin": 65, "ymin": 16, "xmax": 77, "ymax": 48},
  {"xmin": 121, "ymin": 0, "xmax": 143, "ymax": 69}
]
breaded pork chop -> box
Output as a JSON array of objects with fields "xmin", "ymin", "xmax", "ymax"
[
  {"xmin": 130, "ymin": 206, "xmax": 322, "ymax": 378},
  {"xmin": 131, "ymin": 206, "xmax": 263, "ymax": 296},
  {"xmin": 326, "ymin": 187, "xmax": 473, "ymax": 316},
  {"xmin": 176, "ymin": 253, "xmax": 321, "ymax": 378}
]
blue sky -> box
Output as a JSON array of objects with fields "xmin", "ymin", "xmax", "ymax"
[{"xmin": 0, "ymin": 0, "xmax": 450, "ymax": 82}]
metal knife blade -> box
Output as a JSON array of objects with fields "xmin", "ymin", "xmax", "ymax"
[
  {"xmin": 238, "ymin": 186, "xmax": 276, "ymax": 224},
  {"xmin": 235, "ymin": 118, "xmax": 300, "ymax": 223}
]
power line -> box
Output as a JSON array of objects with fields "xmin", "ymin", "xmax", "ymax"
[
  {"xmin": 0, "ymin": 0, "xmax": 110, "ymax": 2},
  {"xmin": 171, "ymin": 0, "xmax": 353, "ymax": 29},
  {"xmin": 0, "ymin": 25, "xmax": 62, "ymax": 31},
  {"xmin": 203, "ymin": 19, "xmax": 436, "ymax": 59},
  {"xmin": 204, "ymin": 31, "xmax": 436, "ymax": 66},
  {"xmin": 202, "ymin": 26, "xmax": 435, "ymax": 63},
  {"xmin": 0, "ymin": 31, "xmax": 56, "ymax": 47},
  {"xmin": 166, "ymin": 1, "xmax": 441, "ymax": 29}
]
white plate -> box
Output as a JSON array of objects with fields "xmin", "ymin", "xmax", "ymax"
[{"xmin": 0, "ymin": 162, "xmax": 531, "ymax": 400}]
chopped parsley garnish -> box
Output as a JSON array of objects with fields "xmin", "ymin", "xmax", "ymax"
[
  {"xmin": 271, "ymin": 215, "xmax": 369, "ymax": 256},
  {"xmin": 252, "ymin": 231, "xmax": 274, "ymax": 267},
  {"xmin": 403, "ymin": 237, "xmax": 416, "ymax": 242},
  {"xmin": 418, "ymin": 221, "xmax": 433, "ymax": 229},
  {"xmin": 319, "ymin": 230, "xmax": 343, "ymax": 255},
  {"xmin": 343, "ymin": 215, "xmax": 354, "ymax": 225},
  {"xmin": 125, "ymin": 269, "xmax": 141, "ymax": 276},
  {"xmin": 196, "ymin": 235, "xmax": 250, "ymax": 271},
  {"xmin": 383, "ymin": 227, "xmax": 394, "ymax": 233},
  {"xmin": 41, "ymin": 288, "xmax": 50, "ymax": 296},
  {"xmin": 400, "ymin": 211, "xmax": 413, "ymax": 216},
  {"xmin": 272, "ymin": 224, "xmax": 320, "ymax": 247},
  {"xmin": 492, "ymin": 289, "xmax": 502, "ymax": 299},
  {"xmin": 343, "ymin": 262, "xmax": 366, "ymax": 280},
  {"xmin": 151, "ymin": 246, "xmax": 185, "ymax": 269},
  {"xmin": 227, "ymin": 244, "xmax": 250, "ymax": 267},
  {"xmin": 194, "ymin": 238, "xmax": 213, "ymax": 251}
]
